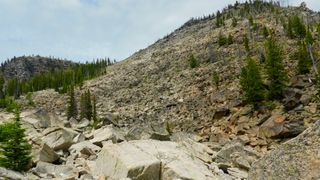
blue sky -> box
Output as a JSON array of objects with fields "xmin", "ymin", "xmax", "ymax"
[{"xmin": 0, "ymin": 0, "xmax": 319, "ymax": 63}]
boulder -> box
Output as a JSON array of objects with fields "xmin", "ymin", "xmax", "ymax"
[
  {"xmin": 215, "ymin": 142, "xmax": 260, "ymax": 171},
  {"xmin": 282, "ymin": 88, "xmax": 303, "ymax": 111},
  {"xmin": 249, "ymin": 121, "xmax": 320, "ymax": 180},
  {"xmin": 93, "ymin": 139, "xmax": 218, "ymax": 180},
  {"xmin": 90, "ymin": 125, "xmax": 125, "ymax": 146},
  {"xmin": 69, "ymin": 141, "xmax": 101, "ymax": 157},
  {"xmin": 0, "ymin": 167, "xmax": 25, "ymax": 180},
  {"xmin": 34, "ymin": 161, "xmax": 78, "ymax": 179},
  {"xmin": 41, "ymin": 127, "xmax": 84, "ymax": 151},
  {"xmin": 32, "ymin": 143, "xmax": 59, "ymax": 163},
  {"xmin": 213, "ymin": 106, "xmax": 230, "ymax": 119},
  {"xmin": 93, "ymin": 142, "xmax": 161, "ymax": 180},
  {"xmin": 259, "ymin": 115, "xmax": 286, "ymax": 138}
]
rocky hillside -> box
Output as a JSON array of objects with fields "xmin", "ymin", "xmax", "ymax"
[
  {"xmin": 1, "ymin": 1, "xmax": 320, "ymax": 180},
  {"xmin": 0, "ymin": 55, "xmax": 76, "ymax": 80}
]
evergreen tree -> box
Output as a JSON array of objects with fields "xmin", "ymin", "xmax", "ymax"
[
  {"xmin": 85, "ymin": 90, "xmax": 92, "ymax": 120},
  {"xmin": 232, "ymin": 17, "xmax": 237, "ymax": 27},
  {"xmin": 92, "ymin": 95, "xmax": 98, "ymax": 127},
  {"xmin": 227, "ymin": 34, "xmax": 234, "ymax": 45},
  {"xmin": 291, "ymin": 15, "xmax": 306, "ymax": 38},
  {"xmin": 212, "ymin": 71, "xmax": 220, "ymax": 89},
  {"xmin": 0, "ymin": 106, "xmax": 31, "ymax": 171},
  {"xmin": 188, "ymin": 54, "xmax": 198, "ymax": 68},
  {"xmin": 218, "ymin": 33, "xmax": 227, "ymax": 47},
  {"xmin": 287, "ymin": 18, "xmax": 294, "ymax": 38},
  {"xmin": 262, "ymin": 26, "xmax": 269, "ymax": 38},
  {"xmin": 80, "ymin": 93, "xmax": 86, "ymax": 120},
  {"xmin": 0, "ymin": 76, "xmax": 4, "ymax": 99},
  {"xmin": 67, "ymin": 85, "xmax": 77, "ymax": 120},
  {"xmin": 80, "ymin": 90, "xmax": 92, "ymax": 120},
  {"xmin": 296, "ymin": 42, "xmax": 311, "ymax": 74},
  {"xmin": 240, "ymin": 57, "xmax": 265, "ymax": 106},
  {"xmin": 305, "ymin": 29, "xmax": 314, "ymax": 45},
  {"xmin": 265, "ymin": 36, "xmax": 287, "ymax": 99},
  {"xmin": 244, "ymin": 35, "xmax": 250, "ymax": 53}
]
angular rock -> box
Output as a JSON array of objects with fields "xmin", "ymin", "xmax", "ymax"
[
  {"xmin": 213, "ymin": 106, "xmax": 230, "ymax": 119},
  {"xmin": 69, "ymin": 141, "xmax": 101, "ymax": 157},
  {"xmin": 90, "ymin": 125, "xmax": 125, "ymax": 146},
  {"xmin": 93, "ymin": 140, "xmax": 218, "ymax": 180},
  {"xmin": 34, "ymin": 161, "xmax": 78, "ymax": 179},
  {"xmin": 93, "ymin": 142, "xmax": 161, "ymax": 180},
  {"xmin": 259, "ymin": 115, "xmax": 286, "ymax": 138},
  {"xmin": 32, "ymin": 143, "xmax": 59, "ymax": 163},
  {"xmin": 41, "ymin": 127, "xmax": 83, "ymax": 151},
  {"xmin": 249, "ymin": 121, "xmax": 320, "ymax": 180},
  {"xmin": 227, "ymin": 167, "xmax": 248, "ymax": 179},
  {"xmin": 0, "ymin": 167, "xmax": 25, "ymax": 180}
]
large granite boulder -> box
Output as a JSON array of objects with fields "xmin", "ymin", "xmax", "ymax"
[
  {"xmin": 41, "ymin": 127, "xmax": 85, "ymax": 151},
  {"xmin": 32, "ymin": 143, "xmax": 59, "ymax": 163},
  {"xmin": 34, "ymin": 161, "xmax": 79, "ymax": 179},
  {"xmin": 249, "ymin": 121, "xmax": 320, "ymax": 179},
  {"xmin": 0, "ymin": 167, "xmax": 25, "ymax": 180},
  {"xmin": 93, "ymin": 139, "xmax": 218, "ymax": 180}
]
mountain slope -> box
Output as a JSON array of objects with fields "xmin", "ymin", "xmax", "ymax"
[
  {"xmin": 34, "ymin": 3, "xmax": 319, "ymax": 130},
  {"xmin": 0, "ymin": 55, "xmax": 76, "ymax": 80}
]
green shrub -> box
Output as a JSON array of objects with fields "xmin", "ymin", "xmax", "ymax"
[{"xmin": 188, "ymin": 54, "xmax": 198, "ymax": 68}]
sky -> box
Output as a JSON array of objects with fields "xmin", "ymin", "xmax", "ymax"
[{"xmin": 0, "ymin": 0, "xmax": 319, "ymax": 63}]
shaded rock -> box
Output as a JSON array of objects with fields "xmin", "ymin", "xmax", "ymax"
[
  {"xmin": 32, "ymin": 143, "xmax": 59, "ymax": 163},
  {"xmin": 69, "ymin": 141, "xmax": 101, "ymax": 157},
  {"xmin": 0, "ymin": 167, "xmax": 25, "ymax": 180},
  {"xmin": 90, "ymin": 125, "xmax": 125, "ymax": 146},
  {"xmin": 214, "ymin": 106, "xmax": 230, "ymax": 119},
  {"xmin": 249, "ymin": 121, "xmax": 320, "ymax": 180},
  {"xmin": 282, "ymin": 88, "xmax": 303, "ymax": 111},
  {"xmin": 34, "ymin": 161, "xmax": 78, "ymax": 179},
  {"xmin": 215, "ymin": 142, "xmax": 260, "ymax": 171},
  {"xmin": 259, "ymin": 115, "xmax": 286, "ymax": 138},
  {"xmin": 41, "ymin": 127, "xmax": 83, "ymax": 151}
]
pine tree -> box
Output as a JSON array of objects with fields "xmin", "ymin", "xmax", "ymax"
[
  {"xmin": 244, "ymin": 35, "xmax": 250, "ymax": 53},
  {"xmin": 0, "ymin": 106, "xmax": 31, "ymax": 171},
  {"xmin": 80, "ymin": 93, "xmax": 86, "ymax": 120},
  {"xmin": 265, "ymin": 36, "xmax": 287, "ymax": 99},
  {"xmin": 67, "ymin": 85, "xmax": 77, "ymax": 120},
  {"xmin": 85, "ymin": 90, "xmax": 92, "ymax": 120},
  {"xmin": 80, "ymin": 90, "xmax": 92, "ymax": 120},
  {"xmin": 287, "ymin": 18, "xmax": 294, "ymax": 38},
  {"xmin": 0, "ymin": 76, "xmax": 4, "ymax": 99},
  {"xmin": 227, "ymin": 34, "xmax": 233, "ymax": 45},
  {"xmin": 232, "ymin": 17, "xmax": 237, "ymax": 27},
  {"xmin": 188, "ymin": 54, "xmax": 198, "ymax": 68},
  {"xmin": 296, "ymin": 42, "xmax": 311, "ymax": 74},
  {"xmin": 305, "ymin": 29, "xmax": 314, "ymax": 45},
  {"xmin": 240, "ymin": 57, "xmax": 265, "ymax": 106},
  {"xmin": 291, "ymin": 16, "xmax": 306, "ymax": 38},
  {"xmin": 262, "ymin": 26, "xmax": 269, "ymax": 38},
  {"xmin": 92, "ymin": 95, "xmax": 98, "ymax": 127}
]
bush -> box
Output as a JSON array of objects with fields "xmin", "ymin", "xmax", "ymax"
[
  {"xmin": 227, "ymin": 34, "xmax": 234, "ymax": 45},
  {"xmin": 212, "ymin": 71, "xmax": 220, "ymax": 88},
  {"xmin": 188, "ymin": 54, "xmax": 198, "ymax": 68},
  {"xmin": 218, "ymin": 33, "xmax": 227, "ymax": 47},
  {"xmin": 0, "ymin": 108, "xmax": 31, "ymax": 172}
]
